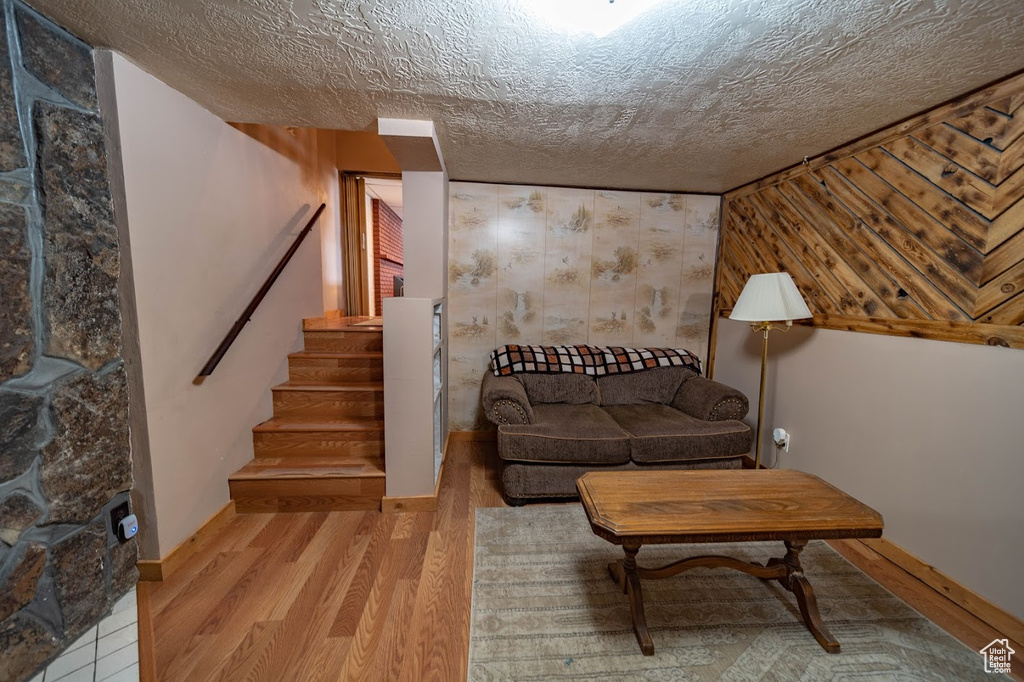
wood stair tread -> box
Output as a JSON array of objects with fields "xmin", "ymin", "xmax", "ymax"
[
  {"xmin": 253, "ymin": 416, "xmax": 384, "ymax": 433},
  {"xmin": 288, "ymin": 350, "xmax": 383, "ymax": 359},
  {"xmin": 230, "ymin": 457, "xmax": 384, "ymax": 481},
  {"xmin": 272, "ymin": 380, "xmax": 384, "ymax": 392},
  {"xmin": 303, "ymin": 316, "xmax": 382, "ymax": 332},
  {"xmin": 303, "ymin": 325, "xmax": 383, "ymax": 334}
]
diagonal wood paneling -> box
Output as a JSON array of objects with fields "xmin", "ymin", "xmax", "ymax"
[{"xmin": 717, "ymin": 72, "xmax": 1024, "ymax": 350}]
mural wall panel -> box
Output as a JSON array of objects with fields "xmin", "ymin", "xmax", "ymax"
[
  {"xmin": 448, "ymin": 182, "xmax": 720, "ymax": 430},
  {"xmin": 589, "ymin": 191, "xmax": 641, "ymax": 346},
  {"xmin": 448, "ymin": 184, "xmax": 498, "ymax": 431}
]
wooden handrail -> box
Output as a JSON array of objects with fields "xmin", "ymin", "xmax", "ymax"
[{"xmin": 195, "ymin": 203, "xmax": 327, "ymax": 381}]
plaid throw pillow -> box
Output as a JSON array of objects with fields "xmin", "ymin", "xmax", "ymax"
[{"xmin": 489, "ymin": 345, "xmax": 700, "ymax": 377}]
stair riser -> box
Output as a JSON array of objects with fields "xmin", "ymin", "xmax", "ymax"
[
  {"xmin": 253, "ymin": 432, "xmax": 384, "ymax": 462},
  {"xmin": 287, "ymin": 358, "xmax": 383, "ymax": 383},
  {"xmin": 272, "ymin": 391, "xmax": 383, "ymax": 418},
  {"xmin": 230, "ymin": 477, "xmax": 384, "ymax": 513},
  {"xmin": 302, "ymin": 331, "xmax": 382, "ymax": 352}
]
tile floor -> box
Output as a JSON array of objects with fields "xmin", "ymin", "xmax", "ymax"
[{"xmin": 29, "ymin": 587, "xmax": 140, "ymax": 682}]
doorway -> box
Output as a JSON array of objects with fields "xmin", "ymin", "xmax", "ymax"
[{"xmin": 340, "ymin": 173, "xmax": 403, "ymax": 316}]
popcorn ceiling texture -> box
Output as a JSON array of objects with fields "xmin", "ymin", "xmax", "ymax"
[{"xmin": 23, "ymin": 0, "xmax": 1024, "ymax": 193}]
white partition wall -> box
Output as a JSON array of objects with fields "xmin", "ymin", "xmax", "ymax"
[{"xmin": 383, "ymin": 297, "xmax": 447, "ymax": 497}]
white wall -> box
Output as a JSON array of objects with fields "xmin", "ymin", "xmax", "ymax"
[
  {"xmin": 109, "ymin": 54, "xmax": 334, "ymax": 555},
  {"xmin": 402, "ymin": 171, "xmax": 449, "ymax": 299},
  {"xmin": 713, "ymin": 318, "xmax": 1024, "ymax": 620}
]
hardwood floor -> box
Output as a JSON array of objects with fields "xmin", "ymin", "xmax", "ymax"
[
  {"xmin": 147, "ymin": 440, "xmax": 503, "ymax": 682},
  {"xmin": 145, "ymin": 442, "xmax": 1021, "ymax": 681}
]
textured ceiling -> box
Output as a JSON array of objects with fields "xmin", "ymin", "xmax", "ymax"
[
  {"xmin": 365, "ymin": 177, "xmax": 402, "ymax": 217},
  {"xmin": 25, "ymin": 0, "xmax": 1024, "ymax": 193}
]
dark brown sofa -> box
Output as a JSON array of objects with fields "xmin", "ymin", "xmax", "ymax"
[{"xmin": 481, "ymin": 366, "xmax": 753, "ymax": 504}]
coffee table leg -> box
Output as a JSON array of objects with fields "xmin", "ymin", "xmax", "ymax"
[
  {"xmin": 772, "ymin": 540, "xmax": 841, "ymax": 654},
  {"xmin": 608, "ymin": 545, "xmax": 655, "ymax": 656}
]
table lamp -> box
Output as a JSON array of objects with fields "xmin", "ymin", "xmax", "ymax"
[{"xmin": 729, "ymin": 273, "xmax": 812, "ymax": 469}]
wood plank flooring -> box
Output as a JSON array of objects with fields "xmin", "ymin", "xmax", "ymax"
[
  {"xmin": 145, "ymin": 442, "xmax": 1020, "ymax": 681},
  {"xmin": 147, "ymin": 440, "xmax": 502, "ymax": 681}
]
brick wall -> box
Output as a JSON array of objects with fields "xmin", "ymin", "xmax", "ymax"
[{"xmin": 372, "ymin": 198, "xmax": 403, "ymax": 313}]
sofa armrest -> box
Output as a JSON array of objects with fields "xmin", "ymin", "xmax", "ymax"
[
  {"xmin": 481, "ymin": 373, "xmax": 534, "ymax": 425},
  {"xmin": 671, "ymin": 375, "xmax": 749, "ymax": 422}
]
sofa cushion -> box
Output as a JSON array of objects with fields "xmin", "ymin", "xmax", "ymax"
[
  {"xmin": 603, "ymin": 404, "xmax": 752, "ymax": 463},
  {"xmin": 500, "ymin": 457, "xmax": 743, "ymax": 503},
  {"xmin": 497, "ymin": 404, "xmax": 631, "ymax": 464},
  {"xmin": 597, "ymin": 366, "xmax": 695, "ymax": 406},
  {"xmin": 518, "ymin": 373, "xmax": 598, "ymax": 405}
]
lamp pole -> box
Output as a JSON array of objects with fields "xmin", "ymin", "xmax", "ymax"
[
  {"xmin": 729, "ymin": 272, "xmax": 812, "ymax": 470},
  {"xmin": 753, "ymin": 322, "xmax": 771, "ymax": 469}
]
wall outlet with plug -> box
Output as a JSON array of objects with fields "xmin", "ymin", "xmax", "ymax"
[
  {"xmin": 109, "ymin": 501, "xmax": 139, "ymax": 542},
  {"xmin": 773, "ymin": 428, "xmax": 791, "ymax": 452}
]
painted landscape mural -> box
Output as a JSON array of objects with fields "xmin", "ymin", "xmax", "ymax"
[{"xmin": 448, "ymin": 182, "xmax": 721, "ymax": 429}]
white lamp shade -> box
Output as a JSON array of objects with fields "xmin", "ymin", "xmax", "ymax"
[{"xmin": 729, "ymin": 272, "xmax": 812, "ymax": 322}]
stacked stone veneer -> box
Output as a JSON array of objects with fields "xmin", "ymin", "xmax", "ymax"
[
  {"xmin": 0, "ymin": 1, "xmax": 136, "ymax": 680},
  {"xmin": 372, "ymin": 198, "xmax": 403, "ymax": 312}
]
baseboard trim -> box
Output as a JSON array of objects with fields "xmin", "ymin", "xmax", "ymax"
[
  {"xmin": 383, "ymin": 431, "xmax": 462, "ymax": 513},
  {"xmin": 381, "ymin": 495, "xmax": 438, "ymax": 513},
  {"xmin": 828, "ymin": 537, "xmax": 1024, "ymax": 656},
  {"xmin": 857, "ymin": 537, "xmax": 1024, "ymax": 645},
  {"xmin": 136, "ymin": 582, "xmax": 158, "ymax": 681},
  {"xmin": 136, "ymin": 561, "xmax": 163, "ymax": 583},
  {"xmin": 137, "ymin": 501, "xmax": 237, "ymax": 582},
  {"xmin": 448, "ymin": 430, "xmax": 497, "ymax": 442},
  {"xmin": 433, "ymin": 431, "xmax": 452, "ymax": 498}
]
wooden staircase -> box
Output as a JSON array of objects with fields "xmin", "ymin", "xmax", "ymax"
[{"xmin": 229, "ymin": 316, "xmax": 386, "ymax": 512}]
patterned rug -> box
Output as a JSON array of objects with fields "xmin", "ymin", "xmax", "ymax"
[{"xmin": 469, "ymin": 505, "xmax": 1000, "ymax": 681}]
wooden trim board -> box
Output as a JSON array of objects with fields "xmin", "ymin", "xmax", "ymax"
[
  {"xmin": 303, "ymin": 309, "xmax": 346, "ymax": 326},
  {"xmin": 829, "ymin": 537, "xmax": 1024, "ymax": 679},
  {"xmin": 733, "ymin": 463, "xmax": 1023, "ymax": 649},
  {"xmin": 706, "ymin": 195, "xmax": 727, "ymax": 380},
  {"xmin": 717, "ymin": 310, "xmax": 1024, "ymax": 350},
  {"xmin": 136, "ymin": 561, "xmax": 163, "ymax": 583},
  {"xmin": 859, "ymin": 537, "xmax": 1024, "ymax": 645},
  {"xmin": 136, "ymin": 581, "xmax": 158, "ymax": 682},
  {"xmin": 382, "ymin": 432, "xmax": 460, "ymax": 513},
  {"xmin": 136, "ymin": 501, "xmax": 237, "ymax": 582},
  {"xmin": 381, "ymin": 495, "xmax": 438, "ymax": 513},
  {"xmin": 434, "ymin": 432, "xmax": 451, "ymax": 498}
]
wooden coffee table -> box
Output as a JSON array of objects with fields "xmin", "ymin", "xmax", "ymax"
[{"xmin": 577, "ymin": 469, "xmax": 883, "ymax": 656}]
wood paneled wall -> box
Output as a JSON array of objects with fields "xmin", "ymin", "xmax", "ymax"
[{"xmin": 716, "ymin": 72, "xmax": 1024, "ymax": 350}]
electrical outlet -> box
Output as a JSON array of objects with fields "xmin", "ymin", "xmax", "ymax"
[
  {"xmin": 110, "ymin": 501, "xmax": 130, "ymax": 538},
  {"xmin": 773, "ymin": 428, "xmax": 791, "ymax": 452}
]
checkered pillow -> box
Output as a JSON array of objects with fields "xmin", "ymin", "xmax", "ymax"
[
  {"xmin": 601, "ymin": 346, "xmax": 701, "ymax": 375},
  {"xmin": 489, "ymin": 345, "xmax": 700, "ymax": 377}
]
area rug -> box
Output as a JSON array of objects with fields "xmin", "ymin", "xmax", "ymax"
[{"xmin": 469, "ymin": 505, "xmax": 1000, "ymax": 681}]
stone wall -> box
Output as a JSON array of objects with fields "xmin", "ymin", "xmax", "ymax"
[{"xmin": 0, "ymin": 1, "xmax": 136, "ymax": 679}]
